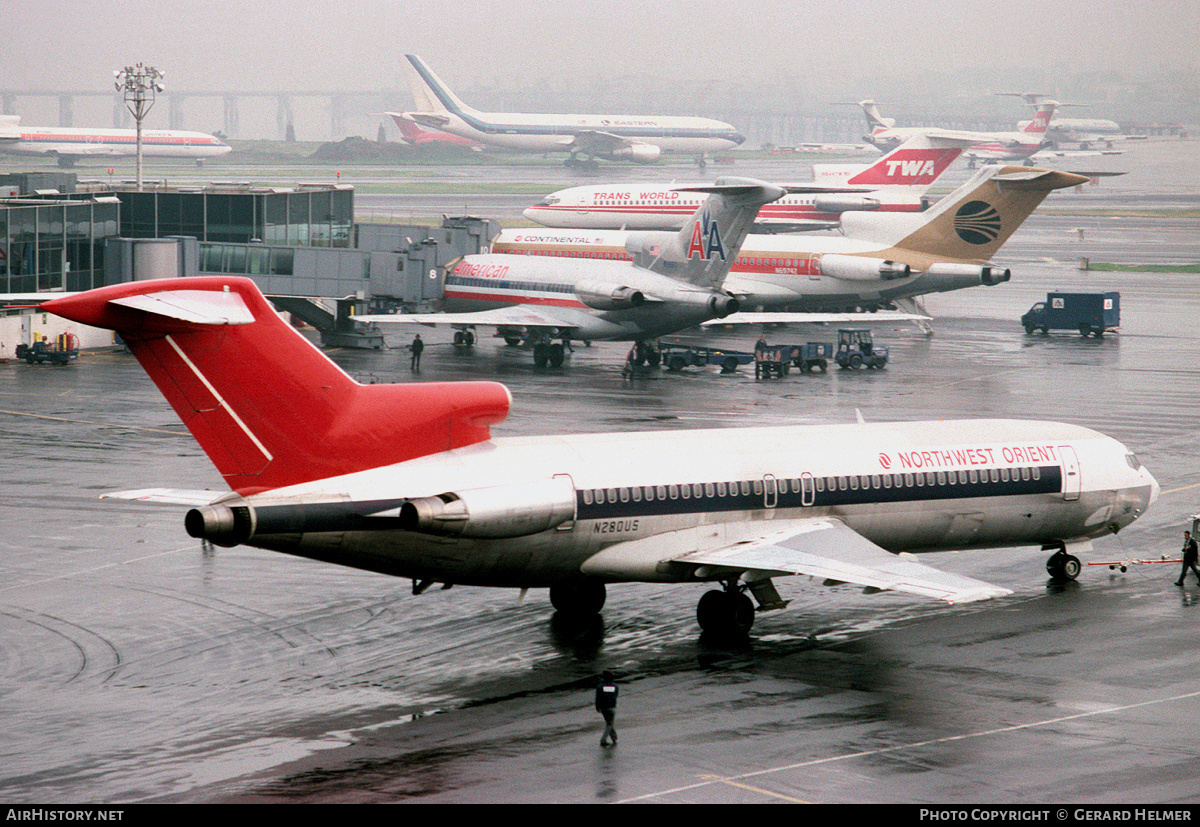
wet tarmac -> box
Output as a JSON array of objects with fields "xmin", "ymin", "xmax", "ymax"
[{"xmin": 2, "ymin": 142, "xmax": 1199, "ymax": 804}]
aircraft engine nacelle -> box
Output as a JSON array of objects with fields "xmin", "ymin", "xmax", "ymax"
[
  {"xmin": 399, "ymin": 477, "xmax": 577, "ymax": 538},
  {"xmin": 607, "ymin": 143, "xmax": 663, "ymax": 164},
  {"xmin": 811, "ymin": 195, "xmax": 881, "ymax": 214},
  {"xmin": 574, "ymin": 279, "xmax": 646, "ymax": 311},
  {"xmin": 923, "ymin": 262, "xmax": 1012, "ymax": 287},
  {"xmin": 818, "ymin": 253, "xmax": 911, "ymax": 282}
]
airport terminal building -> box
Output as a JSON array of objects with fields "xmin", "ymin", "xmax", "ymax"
[{"xmin": 0, "ymin": 174, "xmax": 496, "ymax": 358}]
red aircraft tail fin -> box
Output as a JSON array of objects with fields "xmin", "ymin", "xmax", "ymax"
[{"xmin": 42, "ymin": 278, "xmax": 511, "ymax": 496}]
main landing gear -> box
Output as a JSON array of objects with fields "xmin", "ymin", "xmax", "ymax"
[
  {"xmin": 1045, "ymin": 543, "xmax": 1082, "ymax": 582},
  {"xmin": 549, "ymin": 580, "xmax": 606, "ymax": 622},
  {"xmin": 697, "ymin": 585, "xmax": 755, "ymax": 636}
]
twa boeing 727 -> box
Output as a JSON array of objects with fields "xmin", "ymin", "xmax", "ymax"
[
  {"xmin": 525, "ymin": 134, "xmax": 974, "ymax": 232},
  {"xmin": 43, "ymin": 277, "xmax": 1157, "ymax": 636},
  {"xmin": 403, "ymin": 54, "xmax": 744, "ymax": 166},
  {"xmin": 0, "ymin": 115, "xmax": 230, "ymax": 167}
]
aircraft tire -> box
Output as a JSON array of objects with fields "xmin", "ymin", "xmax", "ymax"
[
  {"xmin": 534, "ymin": 343, "xmax": 549, "ymax": 368},
  {"xmin": 697, "ymin": 590, "xmax": 754, "ymax": 636},
  {"xmin": 1046, "ymin": 551, "xmax": 1081, "ymax": 582},
  {"xmin": 549, "ymin": 343, "xmax": 565, "ymax": 368},
  {"xmin": 550, "ymin": 581, "xmax": 606, "ymax": 618}
]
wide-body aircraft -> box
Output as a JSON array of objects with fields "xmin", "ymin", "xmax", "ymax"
[
  {"xmin": 498, "ymin": 166, "xmax": 1088, "ymax": 319},
  {"xmin": 524, "ymin": 134, "xmax": 973, "ymax": 232},
  {"xmin": 42, "ymin": 277, "xmax": 1159, "ymax": 636},
  {"xmin": 355, "ymin": 177, "xmax": 785, "ymax": 366},
  {"xmin": 0, "ymin": 115, "xmax": 231, "ymax": 167},
  {"xmin": 403, "ymin": 54, "xmax": 745, "ymax": 166}
]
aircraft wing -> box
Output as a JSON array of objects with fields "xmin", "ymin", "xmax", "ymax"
[
  {"xmin": 567, "ymin": 130, "xmax": 639, "ymax": 155},
  {"xmin": 703, "ymin": 309, "xmax": 931, "ymax": 326},
  {"xmin": 677, "ymin": 518, "xmax": 1011, "ymax": 604},
  {"xmin": 355, "ymin": 305, "xmax": 592, "ymax": 331}
]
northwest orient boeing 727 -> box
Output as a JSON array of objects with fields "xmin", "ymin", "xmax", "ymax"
[
  {"xmin": 402, "ymin": 54, "xmax": 744, "ymax": 167},
  {"xmin": 0, "ymin": 115, "xmax": 231, "ymax": 167},
  {"xmin": 42, "ymin": 277, "xmax": 1158, "ymax": 636},
  {"xmin": 525, "ymin": 133, "xmax": 974, "ymax": 232}
]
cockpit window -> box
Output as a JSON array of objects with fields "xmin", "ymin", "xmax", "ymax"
[{"xmin": 1125, "ymin": 453, "xmax": 1142, "ymax": 470}]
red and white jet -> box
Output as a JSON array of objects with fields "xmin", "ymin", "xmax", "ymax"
[
  {"xmin": 856, "ymin": 99, "xmax": 1058, "ymax": 167},
  {"xmin": 524, "ymin": 134, "xmax": 975, "ymax": 233},
  {"xmin": 42, "ymin": 277, "xmax": 1158, "ymax": 636},
  {"xmin": 384, "ymin": 112, "xmax": 485, "ymax": 150},
  {"xmin": 0, "ymin": 115, "xmax": 230, "ymax": 167}
]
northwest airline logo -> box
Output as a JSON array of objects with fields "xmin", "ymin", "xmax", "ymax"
[
  {"xmin": 954, "ymin": 200, "xmax": 1002, "ymax": 245},
  {"xmin": 686, "ymin": 210, "xmax": 726, "ymax": 261}
]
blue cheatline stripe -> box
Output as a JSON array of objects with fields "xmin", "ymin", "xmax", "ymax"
[
  {"xmin": 407, "ymin": 57, "xmax": 742, "ymax": 143},
  {"xmin": 576, "ymin": 465, "xmax": 1063, "ymax": 520}
]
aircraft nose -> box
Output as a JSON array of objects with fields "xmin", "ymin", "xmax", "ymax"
[
  {"xmin": 731, "ymin": 132, "xmax": 747, "ymax": 146},
  {"xmin": 1147, "ymin": 471, "xmax": 1161, "ymax": 508}
]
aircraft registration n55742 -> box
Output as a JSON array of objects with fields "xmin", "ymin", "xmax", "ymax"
[{"xmin": 43, "ymin": 277, "xmax": 1158, "ymax": 637}]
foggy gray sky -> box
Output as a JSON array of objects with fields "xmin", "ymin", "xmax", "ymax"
[
  {"xmin": 12, "ymin": 0, "xmax": 1198, "ymax": 92},
  {"xmin": 7, "ymin": 0, "xmax": 1199, "ymax": 141}
]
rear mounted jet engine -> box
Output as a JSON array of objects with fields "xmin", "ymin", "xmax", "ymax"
[
  {"xmin": 574, "ymin": 280, "xmax": 646, "ymax": 311},
  {"xmin": 399, "ymin": 477, "xmax": 577, "ymax": 538},
  {"xmin": 817, "ymin": 253, "xmax": 911, "ymax": 281}
]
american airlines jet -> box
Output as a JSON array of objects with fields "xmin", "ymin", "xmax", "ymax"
[
  {"xmin": 403, "ymin": 54, "xmax": 745, "ymax": 167},
  {"xmin": 0, "ymin": 115, "xmax": 231, "ymax": 167},
  {"xmin": 42, "ymin": 277, "xmax": 1158, "ymax": 636}
]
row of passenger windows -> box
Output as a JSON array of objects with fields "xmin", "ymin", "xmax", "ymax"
[
  {"xmin": 448, "ymin": 275, "xmax": 572, "ymax": 294},
  {"xmin": 500, "ymin": 248, "xmax": 633, "ymax": 261},
  {"xmin": 495, "ymin": 248, "xmax": 807, "ymax": 269},
  {"xmin": 580, "ymin": 466, "xmax": 1045, "ymax": 506}
]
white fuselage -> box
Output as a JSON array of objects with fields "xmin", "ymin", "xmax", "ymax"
[
  {"xmin": 233, "ymin": 419, "xmax": 1158, "ymax": 588},
  {"xmin": 439, "ymin": 252, "xmax": 731, "ymax": 340},
  {"xmin": 0, "ymin": 127, "xmax": 232, "ymax": 160},
  {"xmin": 429, "ymin": 110, "xmax": 744, "ymax": 155},
  {"xmin": 524, "ymin": 184, "xmax": 922, "ymax": 231},
  {"xmin": 491, "ymin": 230, "xmax": 986, "ymax": 311}
]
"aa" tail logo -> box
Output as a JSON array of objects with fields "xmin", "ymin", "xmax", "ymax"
[{"xmin": 686, "ymin": 211, "xmax": 726, "ymax": 261}]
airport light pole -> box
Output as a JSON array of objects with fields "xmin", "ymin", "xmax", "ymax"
[{"xmin": 114, "ymin": 63, "xmax": 164, "ymax": 191}]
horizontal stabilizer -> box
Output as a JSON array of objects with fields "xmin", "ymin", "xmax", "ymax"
[
  {"xmin": 102, "ymin": 488, "xmax": 232, "ymax": 506},
  {"xmin": 109, "ymin": 289, "xmax": 256, "ymax": 326}
]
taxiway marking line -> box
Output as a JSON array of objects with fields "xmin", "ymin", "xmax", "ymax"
[
  {"xmin": 0, "ymin": 546, "xmax": 198, "ymax": 595},
  {"xmin": 0, "ymin": 407, "xmax": 183, "ymax": 435},
  {"xmin": 619, "ymin": 688, "xmax": 1200, "ymax": 803},
  {"xmin": 698, "ymin": 774, "xmax": 812, "ymax": 803}
]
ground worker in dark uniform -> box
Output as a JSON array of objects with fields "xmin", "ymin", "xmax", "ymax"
[
  {"xmin": 410, "ymin": 334, "xmax": 424, "ymax": 371},
  {"xmin": 1175, "ymin": 530, "xmax": 1199, "ymax": 586},
  {"xmin": 595, "ymin": 670, "xmax": 618, "ymax": 747}
]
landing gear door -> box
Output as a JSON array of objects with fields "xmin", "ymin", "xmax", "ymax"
[{"xmin": 1058, "ymin": 445, "xmax": 1081, "ymax": 501}]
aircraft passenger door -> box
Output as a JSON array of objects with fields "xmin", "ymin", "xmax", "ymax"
[
  {"xmin": 1058, "ymin": 445, "xmax": 1081, "ymax": 501},
  {"xmin": 554, "ymin": 473, "xmax": 577, "ymax": 530}
]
